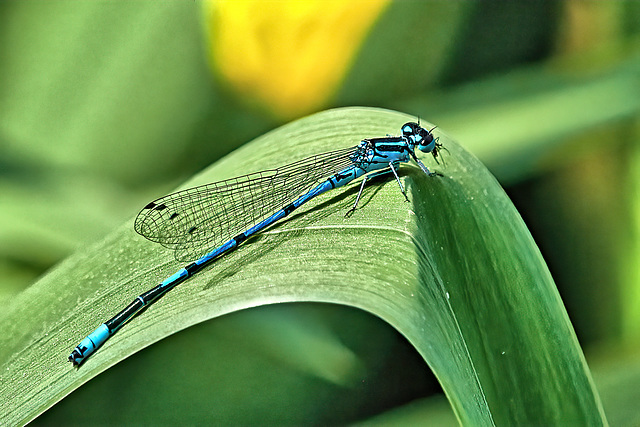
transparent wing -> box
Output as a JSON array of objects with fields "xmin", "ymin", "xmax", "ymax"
[{"xmin": 134, "ymin": 146, "xmax": 358, "ymax": 261}]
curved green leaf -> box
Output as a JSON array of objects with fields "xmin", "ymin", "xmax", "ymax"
[{"xmin": 0, "ymin": 107, "xmax": 605, "ymax": 425}]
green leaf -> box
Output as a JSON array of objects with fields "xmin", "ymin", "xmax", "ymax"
[{"xmin": 0, "ymin": 107, "xmax": 605, "ymax": 425}]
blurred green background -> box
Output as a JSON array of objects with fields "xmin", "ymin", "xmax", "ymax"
[{"xmin": 1, "ymin": 0, "xmax": 639, "ymax": 424}]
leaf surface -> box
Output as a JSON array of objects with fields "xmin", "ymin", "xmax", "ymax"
[{"xmin": 0, "ymin": 107, "xmax": 605, "ymax": 425}]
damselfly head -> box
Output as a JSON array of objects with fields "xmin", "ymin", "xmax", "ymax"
[{"xmin": 401, "ymin": 122, "xmax": 440, "ymax": 155}]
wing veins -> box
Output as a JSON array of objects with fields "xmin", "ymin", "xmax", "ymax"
[{"xmin": 134, "ymin": 145, "xmax": 357, "ymax": 260}]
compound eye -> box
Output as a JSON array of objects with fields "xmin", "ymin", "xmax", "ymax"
[
  {"xmin": 401, "ymin": 123, "xmax": 415, "ymax": 136},
  {"xmin": 418, "ymin": 130, "xmax": 436, "ymax": 153},
  {"xmin": 420, "ymin": 130, "xmax": 433, "ymax": 146}
]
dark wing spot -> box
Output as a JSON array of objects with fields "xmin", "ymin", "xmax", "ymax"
[
  {"xmin": 169, "ymin": 213, "xmax": 179, "ymax": 220},
  {"xmin": 188, "ymin": 226, "xmax": 197, "ymax": 234}
]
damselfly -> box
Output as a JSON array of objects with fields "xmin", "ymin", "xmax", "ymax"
[{"xmin": 69, "ymin": 121, "xmax": 445, "ymax": 365}]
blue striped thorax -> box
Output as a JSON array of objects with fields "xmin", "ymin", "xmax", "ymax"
[{"xmin": 350, "ymin": 121, "xmax": 442, "ymax": 173}]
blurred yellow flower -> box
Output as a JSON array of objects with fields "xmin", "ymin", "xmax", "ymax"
[{"xmin": 204, "ymin": 0, "xmax": 390, "ymax": 119}]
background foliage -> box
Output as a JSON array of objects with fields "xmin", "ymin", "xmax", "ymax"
[{"xmin": 0, "ymin": 1, "xmax": 638, "ymax": 425}]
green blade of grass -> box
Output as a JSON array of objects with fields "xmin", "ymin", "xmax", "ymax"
[{"xmin": 0, "ymin": 107, "xmax": 605, "ymax": 425}]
